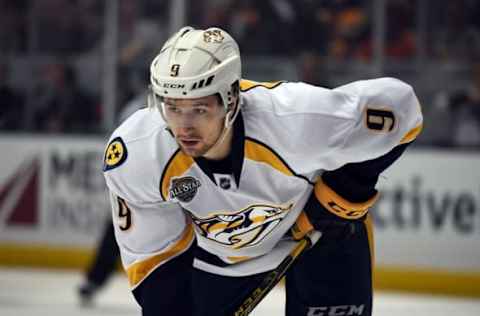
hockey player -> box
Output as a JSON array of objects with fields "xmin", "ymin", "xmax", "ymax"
[{"xmin": 103, "ymin": 26, "xmax": 423, "ymax": 316}]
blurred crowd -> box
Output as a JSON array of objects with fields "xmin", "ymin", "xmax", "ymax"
[{"xmin": 1, "ymin": 0, "xmax": 480, "ymax": 148}]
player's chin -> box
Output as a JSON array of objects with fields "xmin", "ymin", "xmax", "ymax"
[{"xmin": 179, "ymin": 143, "xmax": 208, "ymax": 157}]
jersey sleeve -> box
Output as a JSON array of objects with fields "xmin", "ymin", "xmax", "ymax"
[
  {"xmin": 251, "ymin": 78, "xmax": 422, "ymax": 223},
  {"xmin": 102, "ymin": 128, "xmax": 194, "ymax": 290},
  {"xmin": 332, "ymin": 77, "xmax": 423, "ymax": 166},
  {"xmin": 303, "ymin": 78, "xmax": 422, "ymax": 222},
  {"xmin": 241, "ymin": 78, "xmax": 422, "ymax": 173},
  {"xmin": 107, "ymin": 189, "xmax": 194, "ymax": 289}
]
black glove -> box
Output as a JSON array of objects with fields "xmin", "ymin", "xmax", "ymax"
[{"xmin": 301, "ymin": 178, "xmax": 376, "ymax": 245}]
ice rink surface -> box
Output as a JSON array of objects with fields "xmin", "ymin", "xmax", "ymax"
[{"xmin": 1, "ymin": 267, "xmax": 479, "ymax": 316}]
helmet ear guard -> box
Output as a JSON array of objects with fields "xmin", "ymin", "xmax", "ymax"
[{"xmin": 224, "ymin": 80, "xmax": 240, "ymax": 127}]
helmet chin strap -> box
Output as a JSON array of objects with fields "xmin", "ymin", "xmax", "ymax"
[{"xmin": 203, "ymin": 123, "xmax": 232, "ymax": 159}]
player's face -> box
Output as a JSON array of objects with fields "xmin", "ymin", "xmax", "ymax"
[{"xmin": 163, "ymin": 95, "xmax": 226, "ymax": 157}]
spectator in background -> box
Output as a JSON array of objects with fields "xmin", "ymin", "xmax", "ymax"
[
  {"xmin": 227, "ymin": 0, "xmax": 298, "ymax": 55},
  {"xmin": 328, "ymin": 1, "xmax": 370, "ymax": 61},
  {"xmin": 75, "ymin": 0, "xmax": 105, "ymax": 54},
  {"xmin": 296, "ymin": 52, "xmax": 332, "ymax": 88},
  {"xmin": 433, "ymin": 64, "xmax": 480, "ymax": 148},
  {"xmin": 294, "ymin": 0, "xmax": 334, "ymax": 57},
  {"xmin": 32, "ymin": 0, "xmax": 99, "ymax": 56},
  {"xmin": 383, "ymin": 0, "xmax": 416, "ymax": 59},
  {"xmin": 449, "ymin": 64, "xmax": 480, "ymax": 147},
  {"xmin": 117, "ymin": 0, "xmax": 165, "ymax": 67},
  {"xmin": 0, "ymin": 0, "xmax": 28, "ymax": 56},
  {"xmin": 265, "ymin": 0, "xmax": 297, "ymax": 54},
  {"xmin": 431, "ymin": 0, "xmax": 480, "ymax": 61},
  {"xmin": 190, "ymin": 0, "xmax": 233, "ymax": 29},
  {"xmin": 116, "ymin": 0, "xmax": 166, "ymax": 106},
  {"xmin": 76, "ymin": 0, "xmax": 165, "ymax": 122},
  {"xmin": 355, "ymin": 0, "xmax": 415, "ymax": 61},
  {"xmin": 227, "ymin": 0, "xmax": 275, "ymax": 55},
  {"xmin": 0, "ymin": 63, "xmax": 25, "ymax": 130},
  {"xmin": 33, "ymin": 62, "xmax": 99, "ymax": 133}
]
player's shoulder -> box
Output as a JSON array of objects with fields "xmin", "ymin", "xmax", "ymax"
[
  {"xmin": 240, "ymin": 77, "xmax": 359, "ymax": 122},
  {"xmin": 240, "ymin": 79, "xmax": 356, "ymax": 119},
  {"xmin": 103, "ymin": 108, "xmax": 158, "ymax": 170},
  {"xmin": 102, "ymin": 108, "xmax": 178, "ymax": 201},
  {"xmin": 334, "ymin": 77, "xmax": 417, "ymax": 109},
  {"xmin": 336, "ymin": 77, "xmax": 413, "ymax": 93},
  {"xmin": 240, "ymin": 80, "xmax": 358, "ymax": 169},
  {"xmin": 240, "ymin": 76, "xmax": 418, "ymax": 117},
  {"xmin": 114, "ymin": 107, "xmax": 164, "ymax": 143}
]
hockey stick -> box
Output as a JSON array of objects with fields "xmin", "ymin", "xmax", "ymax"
[{"xmin": 232, "ymin": 230, "xmax": 322, "ymax": 316}]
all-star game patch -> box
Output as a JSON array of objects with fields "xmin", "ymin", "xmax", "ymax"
[
  {"xmin": 169, "ymin": 176, "xmax": 201, "ymax": 202},
  {"xmin": 103, "ymin": 137, "xmax": 128, "ymax": 171}
]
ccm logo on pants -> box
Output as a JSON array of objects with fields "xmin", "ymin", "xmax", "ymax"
[{"xmin": 307, "ymin": 304, "xmax": 365, "ymax": 316}]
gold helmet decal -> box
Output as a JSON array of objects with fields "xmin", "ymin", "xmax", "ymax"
[
  {"xmin": 203, "ymin": 29, "xmax": 224, "ymax": 43},
  {"xmin": 192, "ymin": 203, "xmax": 293, "ymax": 249},
  {"xmin": 103, "ymin": 137, "xmax": 128, "ymax": 171}
]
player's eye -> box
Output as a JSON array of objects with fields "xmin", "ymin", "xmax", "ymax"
[
  {"xmin": 194, "ymin": 108, "xmax": 207, "ymax": 115},
  {"xmin": 166, "ymin": 106, "xmax": 181, "ymax": 113}
]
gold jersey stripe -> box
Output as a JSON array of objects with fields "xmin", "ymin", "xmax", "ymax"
[
  {"xmin": 240, "ymin": 79, "xmax": 284, "ymax": 92},
  {"xmin": 126, "ymin": 224, "xmax": 195, "ymax": 288},
  {"xmin": 400, "ymin": 123, "xmax": 423, "ymax": 144},
  {"xmin": 314, "ymin": 179, "xmax": 379, "ymax": 220},
  {"xmin": 227, "ymin": 256, "xmax": 250, "ymax": 263},
  {"xmin": 160, "ymin": 150, "xmax": 195, "ymax": 200},
  {"xmin": 244, "ymin": 139, "xmax": 293, "ymax": 177}
]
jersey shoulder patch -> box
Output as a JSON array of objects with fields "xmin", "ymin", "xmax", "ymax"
[{"xmin": 103, "ymin": 137, "xmax": 128, "ymax": 171}]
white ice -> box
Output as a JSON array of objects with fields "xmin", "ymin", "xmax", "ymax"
[{"xmin": 0, "ymin": 267, "xmax": 479, "ymax": 316}]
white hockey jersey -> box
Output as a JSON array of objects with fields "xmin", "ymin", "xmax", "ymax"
[{"xmin": 103, "ymin": 78, "xmax": 423, "ymax": 288}]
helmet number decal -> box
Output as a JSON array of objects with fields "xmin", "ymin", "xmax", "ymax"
[{"xmin": 170, "ymin": 64, "xmax": 180, "ymax": 77}]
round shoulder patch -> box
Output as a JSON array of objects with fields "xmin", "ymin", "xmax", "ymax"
[{"xmin": 103, "ymin": 137, "xmax": 128, "ymax": 171}]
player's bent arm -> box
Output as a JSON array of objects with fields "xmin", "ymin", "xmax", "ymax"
[
  {"xmin": 301, "ymin": 78, "xmax": 423, "ymax": 239},
  {"xmin": 301, "ymin": 142, "xmax": 412, "ymax": 244},
  {"xmin": 108, "ymin": 190, "xmax": 194, "ymax": 289}
]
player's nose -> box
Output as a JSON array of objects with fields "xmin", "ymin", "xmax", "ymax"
[
  {"xmin": 176, "ymin": 126, "xmax": 196, "ymax": 135},
  {"xmin": 176, "ymin": 113, "xmax": 197, "ymax": 128}
]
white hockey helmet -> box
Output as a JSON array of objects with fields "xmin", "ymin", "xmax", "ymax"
[{"xmin": 149, "ymin": 26, "xmax": 241, "ymax": 125}]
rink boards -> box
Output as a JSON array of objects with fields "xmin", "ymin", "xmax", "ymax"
[{"xmin": 0, "ymin": 135, "xmax": 479, "ymax": 297}]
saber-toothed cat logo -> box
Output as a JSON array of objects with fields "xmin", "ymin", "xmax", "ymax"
[
  {"xmin": 169, "ymin": 176, "xmax": 201, "ymax": 202},
  {"xmin": 192, "ymin": 203, "xmax": 293, "ymax": 249}
]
